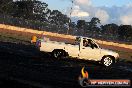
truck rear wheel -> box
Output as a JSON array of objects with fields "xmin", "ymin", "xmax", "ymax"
[
  {"xmin": 101, "ymin": 56, "xmax": 114, "ymax": 67},
  {"xmin": 52, "ymin": 50, "xmax": 66, "ymax": 59},
  {"xmin": 52, "ymin": 50, "xmax": 60, "ymax": 59}
]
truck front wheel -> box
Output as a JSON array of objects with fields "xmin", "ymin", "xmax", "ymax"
[{"xmin": 101, "ymin": 56, "xmax": 114, "ymax": 67}]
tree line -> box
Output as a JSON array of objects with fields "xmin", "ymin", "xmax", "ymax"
[
  {"xmin": 0, "ymin": 0, "xmax": 132, "ymax": 42},
  {"xmin": 76, "ymin": 19, "xmax": 132, "ymax": 42}
]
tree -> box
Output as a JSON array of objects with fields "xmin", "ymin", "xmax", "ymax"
[
  {"xmin": 76, "ymin": 20, "xmax": 85, "ymax": 29},
  {"xmin": 68, "ymin": 22, "xmax": 77, "ymax": 35},
  {"xmin": 101, "ymin": 24, "xmax": 118, "ymax": 34},
  {"xmin": 33, "ymin": 1, "xmax": 51, "ymax": 21},
  {"xmin": 88, "ymin": 17, "xmax": 100, "ymax": 30},
  {"xmin": 100, "ymin": 23, "xmax": 119, "ymax": 40},
  {"xmin": 118, "ymin": 25, "xmax": 132, "ymax": 41},
  {"xmin": 12, "ymin": 0, "xmax": 51, "ymax": 21},
  {"xmin": 49, "ymin": 10, "xmax": 70, "ymax": 25},
  {"xmin": 76, "ymin": 20, "xmax": 86, "ymax": 35},
  {"xmin": 83, "ymin": 17, "xmax": 101, "ymax": 37},
  {"xmin": 13, "ymin": 0, "xmax": 35, "ymax": 19},
  {"xmin": 0, "ymin": 0, "xmax": 14, "ymax": 14}
]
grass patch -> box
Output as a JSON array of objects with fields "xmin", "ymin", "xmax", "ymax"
[
  {"xmin": 109, "ymin": 49, "xmax": 132, "ymax": 62},
  {"xmin": 116, "ymin": 50, "xmax": 132, "ymax": 62},
  {"xmin": 0, "ymin": 30, "xmax": 31, "ymax": 44}
]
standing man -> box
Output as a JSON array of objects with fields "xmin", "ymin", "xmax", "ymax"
[{"xmin": 31, "ymin": 35, "xmax": 37, "ymax": 44}]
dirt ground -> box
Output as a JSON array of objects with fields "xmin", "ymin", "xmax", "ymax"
[
  {"xmin": 0, "ymin": 28, "xmax": 132, "ymax": 61},
  {"xmin": 0, "ymin": 41, "xmax": 132, "ymax": 88},
  {"xmin": 0, "ymin": 28, "xmax": 132, "ymax": 88}
]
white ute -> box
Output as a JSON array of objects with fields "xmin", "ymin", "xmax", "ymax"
[{"xmin": 36, "ymin": 36, "xmax": 119, "ymax": 67}]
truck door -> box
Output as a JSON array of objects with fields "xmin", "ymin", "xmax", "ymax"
[{"xmin": 79, "ymin": 39, "xmax": 101, "ymax": 61}]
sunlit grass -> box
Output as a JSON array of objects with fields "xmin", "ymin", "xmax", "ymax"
[{"xmin": 0, "ymin": 30, "xmax": 31, "ymax": 44}]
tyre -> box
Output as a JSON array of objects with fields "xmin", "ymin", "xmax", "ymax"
[
  {"xmin": 101, "ymin": 56, "xmax": 114, "ymax": 67},
  {"xmin": 52, "ymin": 50, "xmax": 65, "ymax": 59},
  {"xmin": 52, "ymin": 50, "xmax": 60, "ymax": 59}
]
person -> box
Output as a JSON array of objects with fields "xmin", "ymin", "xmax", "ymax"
[
  {"xmin": 87, "ymin": 39, "xmax": 92, "ymax": 47},
  {"xmin": 83, "ymin": 39, "xmax": 92, "ymax": 47},
  {"xmin": 31, "ymin": 35, "xmax": 37, "ymax": 44},
  {"xmin": 83, "ymin": 39, "xmax": 88, "ymax": 47}
]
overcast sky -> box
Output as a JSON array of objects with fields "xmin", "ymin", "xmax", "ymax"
[{"xmin": 41, "ymin": 0, "xmax": 132, "ymax": 25}]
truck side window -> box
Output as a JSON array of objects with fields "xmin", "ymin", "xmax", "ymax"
[
  {"xmin": 87, "ymin": 39, "xmax": 92, "ymax": 47},
  {"xmin": 83, "ymin": 39, "xmax": 90, "ymax": 47},
  {"xmin": 88, "ymin": 39, "xmax": 98, "ymax": 49},
  {"xmin": 83, "ymin": 39, "xmax": 98, "ymax": 49}
]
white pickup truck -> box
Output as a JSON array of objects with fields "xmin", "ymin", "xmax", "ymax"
[{"xmin": 36, "ymin": 36, "xmax": 119, "ymax": 67}]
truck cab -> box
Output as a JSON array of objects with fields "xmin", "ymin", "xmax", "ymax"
[
  {"xmin": 75, "ymin": 36, "xmax": 119, "ymax": 66},
  {"xmin": 78, "ymin": 37, "xmax": 101, "ymax": 60}
]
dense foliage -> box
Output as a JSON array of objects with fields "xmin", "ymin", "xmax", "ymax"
[{"xmin": 0, "ymin": 0, "xmax": 132, "ymax": 42}]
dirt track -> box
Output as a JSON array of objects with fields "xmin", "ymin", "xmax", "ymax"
[
  {"xmin": 1, "ymin": 28, "xmax": 132, "ymax": 60},
  {"xmin": 0, "ymin": 28, "xmax": 132, "ymax": 87},
  {"xmin": 0, "ymin": 41, "xmax": 132, "ymax": 88}
]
